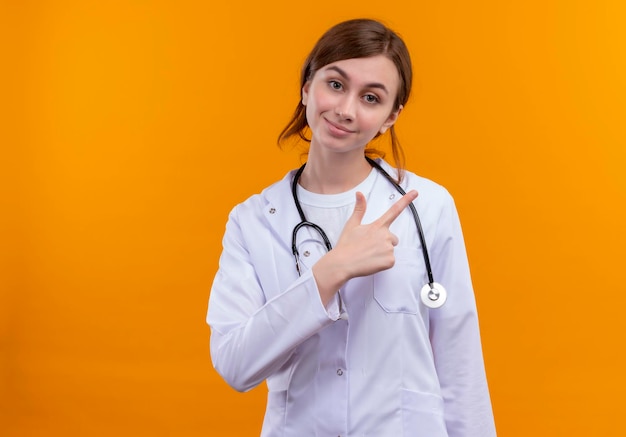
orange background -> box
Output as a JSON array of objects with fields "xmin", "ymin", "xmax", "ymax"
[{"xmin": 2, "ymin": 1, "xmax": 625, "ymax": 436}]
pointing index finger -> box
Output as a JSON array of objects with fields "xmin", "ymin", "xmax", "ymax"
[{"xmin": 378, "ymin": 190, "xmax": 418, "ymax": 227}]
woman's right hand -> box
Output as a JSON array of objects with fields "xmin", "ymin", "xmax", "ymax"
[{"xmin": 312, "ymin": 190, "xmax": 418, "ymax": 306}]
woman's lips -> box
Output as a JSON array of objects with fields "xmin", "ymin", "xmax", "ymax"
[{"xmin": 324, "ymin": 118, "xmax": 355, "ymax": 136}]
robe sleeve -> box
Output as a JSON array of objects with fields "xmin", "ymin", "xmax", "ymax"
[
  {"xmin": 207, "ymin": 203, "xmax": 340, "ymax": 392},
  {"xmin": 428, "ymin": 192, "xmax": 497, "ymax": 436}
]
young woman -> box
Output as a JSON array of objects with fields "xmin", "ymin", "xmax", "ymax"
[{"xmin": 207, "ymin": 18, "xmax": 496, "ymax": 437}]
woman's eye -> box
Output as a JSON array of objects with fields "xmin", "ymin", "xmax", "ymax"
[
  {"xmin": 329, "ymin": 80, "xmax": 342, "ymax": 90},
  {"xmin": 364, "ymin": 94, "xmax": 379, "ymax": 104}
]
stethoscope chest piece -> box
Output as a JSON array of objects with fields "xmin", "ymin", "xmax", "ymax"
[{"xmin": 420, "ymin": 282, "xmax": 447, "ymax": 309}]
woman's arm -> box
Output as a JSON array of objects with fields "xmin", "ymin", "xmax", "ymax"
[
  {"xmin": 207, "ymin": 205, "xmax": 339, "ymax": 392},
  {"xmin": 429, "ymin": 193, "xmax": 497, "ymax": 436},
  {"xmin": 208, "ymin": 190, "xmax": 419, "ymax": 392}
]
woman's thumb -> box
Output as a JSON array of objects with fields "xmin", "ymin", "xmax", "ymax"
[{"xmin": 345, "ymin": 192, "xmax": 367, "ymax": 227}]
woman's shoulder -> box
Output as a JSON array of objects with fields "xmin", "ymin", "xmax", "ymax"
[
  {"xmin": 377, "ymin": 159, "xmax": 453, "ymax": 201},
  {"xmin": 404, "ymin": 170, "xmax": 451, "ymax": 200},
  {"xmin": 229, "ymin": 170, "xmax": 295, "ymax": 218}
]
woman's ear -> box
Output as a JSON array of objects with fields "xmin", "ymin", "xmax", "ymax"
[
  {"xmin": 379, "ymin": 105, "xmax": 403, "ymax": 134},
  {"xmin": 301, "ymin": 82, "xmax": 311, "ymax": 106}
]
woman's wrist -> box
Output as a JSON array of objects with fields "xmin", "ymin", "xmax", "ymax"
[{"xmin": 311, "ymin": 250, "xmax": 350, "ymax": 307}]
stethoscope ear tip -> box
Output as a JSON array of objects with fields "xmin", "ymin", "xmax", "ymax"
[{"xmin": 420, "ymin": 282, "xmax": 447, "ymax": 309}]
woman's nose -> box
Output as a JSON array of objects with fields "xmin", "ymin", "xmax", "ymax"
[{"xmin": 335, "ymin": 97, "xmax": 356, "ymax": 120}]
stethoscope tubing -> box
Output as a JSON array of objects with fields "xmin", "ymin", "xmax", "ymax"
[{"xmin": 364, "ymin": 157, "xmax": 436, "ymax": 287}]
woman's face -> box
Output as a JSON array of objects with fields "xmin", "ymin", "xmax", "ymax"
[{"xmin": 302, "ymin": 55, "xmax": 402, "ymax": 156}]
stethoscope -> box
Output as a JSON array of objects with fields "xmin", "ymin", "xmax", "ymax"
[{"xmin": 290, "ymin": 157, "xmax": 447, "ymax": 309}]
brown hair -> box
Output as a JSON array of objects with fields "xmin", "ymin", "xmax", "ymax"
[{"xmin": 277, "ymin": 18, "xmax": 413, "ymax": 180}]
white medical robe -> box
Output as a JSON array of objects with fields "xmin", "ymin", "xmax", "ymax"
[{"xmin": 207, "ymin": 159, "xmax": 496, "ymax": 436}]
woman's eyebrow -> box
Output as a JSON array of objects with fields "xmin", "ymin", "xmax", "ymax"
[{"xmin": 324, "ymin": 65, "xmax": 389, "ymax": 94}]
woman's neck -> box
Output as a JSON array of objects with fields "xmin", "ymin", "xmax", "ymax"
[{"xmin": 299, "ymin": 148, "xmax": 372, "ymax": 194}]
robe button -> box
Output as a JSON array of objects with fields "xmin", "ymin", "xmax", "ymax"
[{"xmin": 269, "ymin": 208, "xmax": 276, "ymax": 214}]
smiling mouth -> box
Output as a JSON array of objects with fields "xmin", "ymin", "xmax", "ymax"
[{"xmin": 324, "ymin": 118, "xmax": 355, "ymax": 134}]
